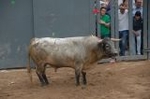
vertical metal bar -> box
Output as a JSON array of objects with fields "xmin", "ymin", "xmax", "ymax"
[
  {"xmin": 128, "ymin": 0, "xmax": 133, "ymax": 55},
  {"xmin": 97, "ymin": 0, "xmax": 100, "ymax": 37},
  {"xmin": 94, "ymin": 0, "xmax": 98, "ymax": 36},
  {"xmin": 32, "ymin": 0, "xmax": 35, "ymax": 38},
  {"xmin": 114, "ymin": 0, "xmax": 118, "ymax": 38},
  {"xmin": 89, "ymin": 0, "xmax": 95, "ymax": 35},
  {"xmin": 143, "ymin": 0, "xmax": 148, "ymax": 56},
  {"xmin": 148, "ymin": 0, "xmax": 150, "ymax": 59},
  {"xmin": 110, "ymin": 0, "xmax": 115, "ymax": 38},
  {"xmin": 114, "ymin": 0, "xmax": 119, "ymax": 49}
]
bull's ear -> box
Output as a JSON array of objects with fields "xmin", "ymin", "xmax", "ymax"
[
  {"xmin": 91, "ymin": 34, "xmax": 95, "ymax": 37},
  {"xmin": 111, "ymin": 38, "xmax": 121, "ymax": 42}
]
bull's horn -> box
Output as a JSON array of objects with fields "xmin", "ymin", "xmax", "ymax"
[
  {"xmin": 98, "ymin": 39, "xmax": 103, "ymax": 42},
  {"xmin": 111, "ymin": 38, "xmax": 121, "ymax": 41}
]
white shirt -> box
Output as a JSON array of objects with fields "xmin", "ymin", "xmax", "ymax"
[{"xmin": 118, "ymin": 10, "xmax": 129, "ymax": 31}]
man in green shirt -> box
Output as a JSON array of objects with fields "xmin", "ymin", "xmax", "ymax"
[{"xmin": 99, "ymin": 7, "xmax": 111, "ymax": 38}]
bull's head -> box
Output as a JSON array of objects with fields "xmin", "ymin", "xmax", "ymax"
[{"xmin": 98, "ymin": 37, "xmax": 119, "ymax": 58}]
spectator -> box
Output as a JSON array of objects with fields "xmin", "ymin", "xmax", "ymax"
[
  {"xmin": 123, "ymin": 0, "xmax": 130, "ymax": 8},
  {"xmin": 132, "ymin": 0, "xmax": 143, "ymax": 54},
  {"xmin": 100, "ymin": 0, "xmax": 111, "ymax": 16},
  {"xmin": 132, "ymin": 11, "xmax": 143, "ymax": 55},
  {"xmin": 118, "ymin": 0, "xmax": 129, "ymax": 8},
  {"xmin": 98, "ymin": 7, "xmax": 111, "ymax": 39},
  {"xmin": 99, "ymin": 4, "xmax": 115, "ymax": 63},
  {"xmin": 118, "ymin": 3, "xmax": 129, "ymax": 56},
  {"xmin": 100, "ymin": 0, "xmax": 107, "ymax": 7},
  {"xmin": 133, "ymin": 0, "xmax": 143, "ymax": 17}
]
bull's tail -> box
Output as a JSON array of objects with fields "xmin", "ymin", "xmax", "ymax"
[{"xmin": 27, "ymin": 50, "xmax": 33, "ymax": 84}]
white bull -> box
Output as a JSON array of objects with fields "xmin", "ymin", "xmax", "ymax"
[{"xmin": 27, "ymin": 36, "xmax": 118, "ymax": 86}]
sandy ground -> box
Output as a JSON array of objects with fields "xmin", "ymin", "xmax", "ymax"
[{"xmin": 0, "ymin": 60, "xmax": 150, "ymax": 99}]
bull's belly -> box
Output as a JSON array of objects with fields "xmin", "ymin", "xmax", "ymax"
[
  {"xmin": 82, "ymin": 63, "xmax": 97, "ymax": 71},
  {"xmin": 45, "ymin": 57, "xmax": 75, "ymax": 69}
]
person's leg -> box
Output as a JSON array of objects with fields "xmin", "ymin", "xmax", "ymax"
[
  {"xmin": 119, "ymin": 31, "xmax": 123, "ymax": 56},
  {"xmin": 130, "ymin": 34, "xmax": 136, "ymax": 55},
  {"xmin": 119, "ymin": 30, "xmax": 128, "ymax": 56},
  {"xmin": 122, "ymin": 30, "xmax": 129, "ymax": 56},
  {"xmin": 136, "ymin": 30, "xmax": 141, "ymax": 55}
]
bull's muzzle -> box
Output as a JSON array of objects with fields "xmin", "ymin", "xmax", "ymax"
[{"xmin": 110, "ymin": 50, "xmax": 118, "ymax": 57}]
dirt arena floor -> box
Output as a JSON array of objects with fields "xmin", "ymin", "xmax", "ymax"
[{"xmin": 0, "ymin": 60, "xmax": 150, "ymax": 99}]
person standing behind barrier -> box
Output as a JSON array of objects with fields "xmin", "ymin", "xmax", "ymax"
[
  {"xmin": 99, "ymin": 3, "xmax": 116, "ymax": 63},
  {"xmin": 132, "ymin": 11, "xmax": 143, "ymax": 55},
  {"xmin": 98, "ymin": 7, "xmax": 111, "ymax": 39},
  {"xmin": 133, "ymin": 0, "xmax": 143, "ymax": 17},
  {"xmin": 118, "ymin": 3, "xmax": 129, "ymax": 56},
  {"xmin": 132, "ymin": 0, "xmax": 143, "ymax": 55}
]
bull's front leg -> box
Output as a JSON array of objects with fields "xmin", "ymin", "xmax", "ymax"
[
  {"xmin": 74, "ymin": 62, "xmax": 84, "ymax": 86},
  {"xmin": 82, "ymin": 71, "xmax": 87, "ymax": 85}
]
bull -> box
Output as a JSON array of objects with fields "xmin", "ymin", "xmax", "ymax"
[{"xmin": 27, "ymin": 36, "xmax": 119, "ymax": 86}]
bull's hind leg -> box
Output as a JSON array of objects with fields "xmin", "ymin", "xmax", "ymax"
[
  {"xmin": 42, "ymin": 64, "xmax": 49, "ymax": 85},
  {"xmin": 82, "ymin": 71, "xmax": 87, "ymax": 85},
  {"xmin": 36, "ymin": 64, "xmax": 49, "ymax": 86},
  {"xmin": 36, "ymin": 70, "xmax": 45, "ymax": 86}
]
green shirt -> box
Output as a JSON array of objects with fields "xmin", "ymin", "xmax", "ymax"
[{"xmin": 99, "ymin": 14, "xmax": 110, "ymax": 37}]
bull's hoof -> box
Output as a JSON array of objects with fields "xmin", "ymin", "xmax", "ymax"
[
  {"xmin": 81, "ymin": 85, "xmax": 86, "ymax": 89},
  {"xmin": 75, "ymin": 83, "xmax": 80, "ymax": 86},
  {"xmin": 40, "ymin": 83, "xmax": 45, "ymax": 87},
  {"xmin": 41, "ymin": 83, "xmax": 49, "ymax": 87},
  {"xmin": 41, "ymin": 84, "xmax": 44, "ymax": 87},
  {"xmin": 45, "ymin": 81, "xmax": 49, "ymax": 85}
]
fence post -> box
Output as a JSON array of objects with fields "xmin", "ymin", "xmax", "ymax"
[
  {"xmin": 128, "ymin": 0, "xmax": 134, "ymax": 55},
  {"xmin": 147, "ymin": 0, "xmax": 150, "ymax": 59}
]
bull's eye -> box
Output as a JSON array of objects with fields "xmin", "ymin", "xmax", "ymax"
[{"xmin": 105, "ymin": 44, "xmax": 110, "ymax": 50}]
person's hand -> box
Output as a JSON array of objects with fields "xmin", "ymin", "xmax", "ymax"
[
  {"xmin": 135, "ymin": 32, "xmax": 140, "ymax": 36},
  {"xmin": 132, "ymin": 30, "xmax": 135, "ymax": 33},
  {"xmin": 132, "ymin": 30, "xmax": 140, "ymax": 36},
  {"xmin": 100, "ymin": 20, "xmax": 106, "ymax": 25}
]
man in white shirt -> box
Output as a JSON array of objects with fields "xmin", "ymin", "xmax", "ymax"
[{"xmin": 118, "ymin": 3, "xmax": 129, "ymax": 56}]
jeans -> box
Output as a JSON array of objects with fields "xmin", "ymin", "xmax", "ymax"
[{"xmin": 119, "ymin": 30, "xmax": 129, "ymax": 56}]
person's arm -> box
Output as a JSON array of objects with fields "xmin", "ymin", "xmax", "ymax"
[
  {"xmin": 132, "ymin": 30, "xmax": 140, "ymax": 36},
  {"xmin": 104, "ymin": 22, "xmax": 110, "ymax": 28},
  {"xmin": 98, "ymin": 20, "xmax": 110, "ymax": 27},
  {"xmin": 105, "ymin": 15, "xmax": 110, "ymax": 28}
]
